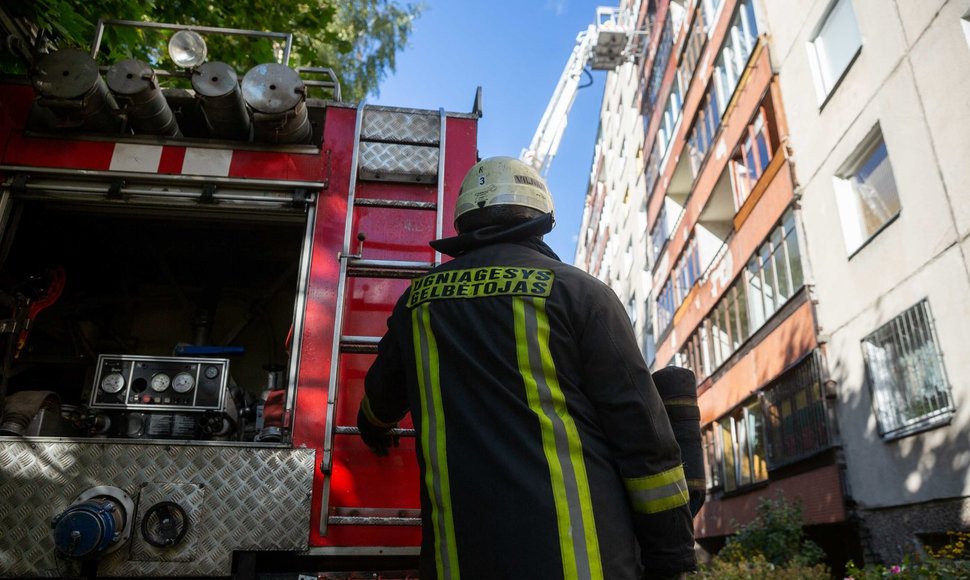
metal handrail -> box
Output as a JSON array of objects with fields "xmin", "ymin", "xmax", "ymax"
[{"xmin": 91, "ymin": 19, "xmax": 293, "ymax": 65}]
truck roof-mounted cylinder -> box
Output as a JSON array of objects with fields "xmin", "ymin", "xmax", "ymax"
[
  {"xmin": 242, "ymin": 63, "xmax": 311, "ymax": 145},
  {"xmin": 192, "ymin": 62, "xmax": 251, "ymax": 141},
  {"xmin": 31, "ymin": 49, "xmax": 121, "ymax": 132},
  {"xmin": 106, "ymin": 59, "xmax": 181, "ymax": 137}
]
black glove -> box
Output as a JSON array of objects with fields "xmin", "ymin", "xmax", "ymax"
[{"xmin": 357, "ymin": 407, "xmax": 398, "ymax": 456}]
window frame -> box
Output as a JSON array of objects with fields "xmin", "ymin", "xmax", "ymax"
[
  {"xmin": 833, "ymin": 126, "xmax": 902, "ymax": 256},
  {"xmin": 762, "ymin": 353, "xmax": 833, "ymax": 469},
  {"xmin": 717, "ymin": 398, "xmax": 768, "ymax": 493},
  {"xmin": 862, "ymin": 299, "xmax": 955, "ymax": 440},
  {"xmin": 807, "ymin": 0, "xmax": 863, "ymax": 104}
]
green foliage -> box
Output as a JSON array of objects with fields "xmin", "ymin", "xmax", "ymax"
[
  {"xmin": 845, "ymin": 531, "xmax": 970, "ymax": 580},
  {"xmin": 2, "ymin": 0, "xmax": 423, "ymax": 100},
  {"xmin": 718, "ymin": 494, "xmax": 826, "ymax": 568},
  {"xmin": 694, "ymin": 554, "xmax": 830, "ymax": 580}
]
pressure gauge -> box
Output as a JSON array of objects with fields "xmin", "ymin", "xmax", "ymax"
[
  {"xmin": 172, "ymin": 372, "xmax": 195, "ymax": 394},
  {"xmin": 150, "ymin": 373, "xmax": 171, "ymax": 392},
  {"xmin": 203, "ymin": 365, "xmax": 219, "ymax": 380},
  {"xmin": 100, "ymin": 372, "xmax": 126, "ymax": 394}
]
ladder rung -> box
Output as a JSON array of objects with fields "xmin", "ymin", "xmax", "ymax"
[
  {"xmin": 340, "ymin": 335, "xmax": 380, "ymax": 354},
  {"xmin": 335, "ymin": 425, "xmax": 416, "ymax": 437},
  {"xmin": 355, "ymin": 198, "xmax": 437, "ymax": 210},
  {"xmin": 347, "ymin": 259, "xmax": 434, "ymax": 279},
  {"xmin": 327, "ymin": 515, "xmax": 422, "ymax": 526},
  {"xmin": 327, "ymin": 506, "xmax": 422, "ymax": 527}
]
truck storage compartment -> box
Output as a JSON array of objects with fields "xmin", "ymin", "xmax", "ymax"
[{"xmin": 0, "ymin": 198, "xmax": 306, "ymax": 442}]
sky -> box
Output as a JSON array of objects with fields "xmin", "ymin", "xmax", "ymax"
[{"xmin": 373, "ymin": 0, "xmax": 610, "ymax": 261}]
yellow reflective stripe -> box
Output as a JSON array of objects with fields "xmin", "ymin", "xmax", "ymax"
[
  {"xmin": 662, "ymin": 397, "xmax": 698, "ymax": 407},
  {"xmin": 687, "ymin": 478, "xmax": 706, "ymax": 491},
  {"xmin": 412, "ymin": 304, "xmax": 460, "ymax": 579},
  {"xmin": 534, "ymin": 297, "xmax": 603, "ymax": 580},
  {"xmin": 360, "ymin": 395, "xmax": 397, "ymax": 429},
  {"xmin": 624, "ymin": 464, "xmax": 690, "ymax": 514},
  {"xmin": 514, "ymin": 297, "xmax": 603, "ymax": 580}
]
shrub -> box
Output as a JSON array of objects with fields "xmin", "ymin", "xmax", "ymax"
[
  {"xmin": 844, "ymin": 531, "xmax": 970, "ymax": 579},
  {"xmin": 693, "ymin": 554, "xmax": 829, "ymax": 579},
  {"xmin": 717, "ymin": 493, "xmax": 826, "ymax": 568}
]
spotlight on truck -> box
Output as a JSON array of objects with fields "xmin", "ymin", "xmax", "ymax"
[{"xmin": 168, "ymin": 30, "xmax": 208, "ymax": 69}]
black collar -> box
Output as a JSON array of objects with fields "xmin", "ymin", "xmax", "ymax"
[{"xmin": 429, "ymin": 213, "xmax": 560, "ymax": 261}]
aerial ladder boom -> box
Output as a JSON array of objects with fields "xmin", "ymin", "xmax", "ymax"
[
  {"xmin": 521, "ymin": 5, "xmax": 646, "ymax": 177},
  {"xmin": 521, "ymin": 25, "xmax": 596, "ymax": 178}
]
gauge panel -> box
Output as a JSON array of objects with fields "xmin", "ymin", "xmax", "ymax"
[{"xmin": 90, "ymin": 355, "xmax": 228, "ymax": 412}]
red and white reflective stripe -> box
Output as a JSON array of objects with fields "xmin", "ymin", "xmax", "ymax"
[{"xmin": 110, "ymin": 143, "xmax": 232, "ymax": 177}]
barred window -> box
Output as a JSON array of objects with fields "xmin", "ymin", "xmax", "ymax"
[
  {"xmin": 862, "ymin": 300, "xmax": 954, "ymax": 439},
  {"xmin": 762, "ymin": 353, "xmax": 831, "ymax": 468}
]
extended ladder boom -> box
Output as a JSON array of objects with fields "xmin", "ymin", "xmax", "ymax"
[
  {"xmin": 521, "ymin": 25, "xmax": 596, "ymax": 178},
  {"xmin": 520, "ymin": 4, "xmax": 646, "ymax": 177}
]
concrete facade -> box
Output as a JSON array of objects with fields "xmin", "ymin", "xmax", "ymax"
[
  {"xmin": 574, "ymin": 0, "xmax": 969, "ymax": 568},
  {"xmin": 575, "ymin": 1, "xmax": 654, "ymax": 362},
  {"xmin": 581, "ymin": 0, "xmax": 858, "ymax": 564},
  {"xmin": 761, "ymin": 0, "xmax": 970, "ymax": 563}
]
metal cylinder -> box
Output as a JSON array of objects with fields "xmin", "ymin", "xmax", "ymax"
[
  {"xmin": 192, "ymin": 61, "xmax": 251, "ymax": 141},
  {"xmin": 31, "ymin": 48, "xmax": 120, "ymax": 131},
  {"xmin": 106, "ymin": 59, "xmax": 181, "ymax": 137},
  {"xmin": 242, "ymin": 63, "xmax": 311, "ymax": 144}
]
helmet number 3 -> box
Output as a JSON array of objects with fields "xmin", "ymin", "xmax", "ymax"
[{"xmin": 478, "ymin": 176, "xmax": 486, "ymax": 185}]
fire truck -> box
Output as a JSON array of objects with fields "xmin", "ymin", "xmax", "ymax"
[{"xmin": 0, "ymin": 18, "xmax": 480, "ymax": 579}]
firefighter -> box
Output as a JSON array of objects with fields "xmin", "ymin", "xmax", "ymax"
[{"xmin": 358, "ymin": 156, "xmax": 696, "ymax": 579}]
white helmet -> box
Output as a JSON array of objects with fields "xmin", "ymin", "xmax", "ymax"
[{"xmin": 454, "ymin": 156, "xmax": 554, "ymax": 229}]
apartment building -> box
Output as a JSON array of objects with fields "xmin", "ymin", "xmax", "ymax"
[
  {"xmin": 575, "ymin": 3, "xmax": 655, "ymax": 362},
  {"xmin": 630, "ymin": 0, "xmax": 860, "ymax": 563},
  {"xmin": 760, "ymin": 0, "xmax": 970, "ymax": 564}
]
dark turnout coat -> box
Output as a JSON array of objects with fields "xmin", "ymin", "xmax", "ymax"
[{"xmin": 361, "ymin": 216, "xmax": 695, "ymax": 579}]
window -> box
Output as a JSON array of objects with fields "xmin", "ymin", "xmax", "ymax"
[
  {"xmin": 679, "ymin": 7, "xmax": 708, "ymax": 91},
  {"xmin": 963, "ymin": 10, "xmax": 970, "ymax": 50},
  {"xmin": 731, "ymin": 107, "xmax": 774, "ymax": 208},
  {"xmin": 685, "ymin": 0, "xmax": 760, "ymax": 179},
  {"xmin": 834, "ymin": 129, "xmax": 901, "ymax": 254},
  {"xmin": 657, "ymin": 280, "xmax": 676, "ymax": 333},
  {"xmin": 745, "ymin": 209, "xmax": 803, "ymax": 328},
  {"xmin": 762, "ymin": 353, "xmax": 831, "ymax": 468},
  {"xmin": 718, "ymin": 400, "xmax": 768, "ymax": 492},
  {"xmin": 809, "ymin": 0, "xmax": 862, "ymax": 100},
  {"xmin": 646, "ymin": 16, "xmax": 675, "ymax": 112},
  {"xmin": 686, "ymin": 86, "xmax": 722, "ymax": 175},
  {"xmin": 702, "ymin": 426, "xmax": 722, "ymax": 490},
  {"xmin": 649, "ymin": 203, "xmax": 669, "ymax": 265},
  {"xmin": 657, "ymin": 76, "xmax": 685, "ymax": 156},
  {"xmin": 673, "ymin": 237, "xmax": 701, "ymax": 305},
  {"xmin": 700, "ymin": 0, "xmax": 726, "ymax": 33},
  {"xmin": 626, "ymin": 295, "xmax": 638, "ymax": 327},
  {"xmin": 862, "ymin": 299, "xmax": 954, "ymax": 439},
  {"xmin": 642, "ymin": 317, "xmax": 657, "ymax": 366},
  {"xmin": 644, "ymin": 143, "xmax": 661, "ymax": 200}
]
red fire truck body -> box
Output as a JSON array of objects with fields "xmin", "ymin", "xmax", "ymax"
[{"xmin": 0, "ymin": 29, "xmax": 479, "ymax": 577}]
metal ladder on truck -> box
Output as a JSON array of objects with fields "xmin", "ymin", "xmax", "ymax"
[{"xmin": 319, "ymin": 101, "xmax": 449, "ymax": 534}]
